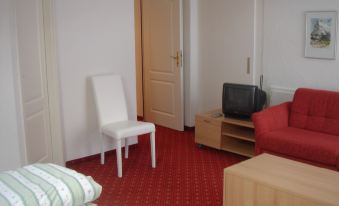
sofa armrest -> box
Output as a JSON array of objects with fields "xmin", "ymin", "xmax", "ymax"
[
  {"xmin": 252, "ymin": 102, "xmax": 291, "ymax": 154},
  {"xmin": 252, "ymin": 102, "xmax": 291, "ymax": 135}
]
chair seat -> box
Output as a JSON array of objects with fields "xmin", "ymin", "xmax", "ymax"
[{"xmin": 102, "ymin": 120, "xmax": 155, "ymax": 139}]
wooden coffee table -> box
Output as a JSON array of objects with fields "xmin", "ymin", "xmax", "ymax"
[{"xmin": 223, "ymin": 154, "xmax": 339, "ymax": 206}]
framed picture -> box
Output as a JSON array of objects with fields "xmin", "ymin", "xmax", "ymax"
[{"xmin": 305, "ymin": 11, "xmax": 337, "ymax": 59}]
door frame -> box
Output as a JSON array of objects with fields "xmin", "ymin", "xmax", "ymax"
[
  {"xmin": 42, "ymin": 0, "xmax": 65, "ymax": 166},
  {"xmin": 135, "ymin": 0, "xmax": 144, "ymax": 118},
  {"xmin": 14, "ymin": 0, "xmax": 65, "ymax": 166},
  {"xmin": 138, "ymin": 0, "xmax": 185, "ymax": 130},
  {"xmin": 179, "ymin": 0, "xmax": 184, "ymax": 129}
]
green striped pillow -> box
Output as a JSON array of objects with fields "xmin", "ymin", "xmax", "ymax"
[{"xmin": 0, "ymin": 164, "xmax": 102, "ymax": 206}]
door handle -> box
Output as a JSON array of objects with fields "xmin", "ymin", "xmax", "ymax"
[
  {"xmin": 203, "ymin": 119, "xmax": 211, "ymax": 124},
  {"xmin": 247, "ymin": 57, "xmax": 251, "ymax": 74},
  {"xmin": 170, "ymin": 51, "xmax": 180, "ymax": 67}
]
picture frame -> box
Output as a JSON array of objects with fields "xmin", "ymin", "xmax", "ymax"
[{"xmin": 305, "ymin": 11, "xmax": 337, "ymax": 60}]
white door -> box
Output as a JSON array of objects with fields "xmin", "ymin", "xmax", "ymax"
[
  {"xmin": 142, "ymin": 0, "xmax": 184, "ymax": 131},
  {"xmin": 219, "ymin": 0, "xmax": 255, "ymax": 84},
  {"xmin": 198, "ymin": 0, "xmax": 256, "ymax": 87},
  {"xmin": 16, "ymin": 0, "xmax": 53, "ymax": 164}
]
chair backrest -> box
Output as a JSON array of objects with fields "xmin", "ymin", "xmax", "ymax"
[{"xmin": 91, "ymin": 74, "xmax": 128, "ymax": 128}]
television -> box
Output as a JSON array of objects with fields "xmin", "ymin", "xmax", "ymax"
[{"xmin": 222, "ymin": 83, "xmax": 266, "ymax": 118}]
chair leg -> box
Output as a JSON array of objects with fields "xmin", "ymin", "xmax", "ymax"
[
  {"xmin": 150, "ymin": 132, "xmax": 156, "ymax": 168},
  {"xmin": 100, "ymin": 134, "xmax": 105, "ymax": 165},
  {"xmin": 116, "ymin": 139, "xmax": 122, "ymax": 178},
  {"xmin": 125, "ymin": 138, "xmax": 129, "ymax": 159}
]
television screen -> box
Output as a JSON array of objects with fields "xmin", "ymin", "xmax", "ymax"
[
  {"xmin": 222, "ymin": 83, "xmax": 265, "ymax": 118},
  {"xmin": 225, "ymin": 86, "xmax": 256, "ymax": 114}
]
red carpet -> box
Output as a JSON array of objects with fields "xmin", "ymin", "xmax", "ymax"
[{"xmin": 67, "ymin": 126, "xmax": 244, "ymax": 205}]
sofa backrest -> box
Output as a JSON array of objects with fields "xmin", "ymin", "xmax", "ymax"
[{"xmin": 290, "ymin": 88, "xmax": 339, "ymax": 136}]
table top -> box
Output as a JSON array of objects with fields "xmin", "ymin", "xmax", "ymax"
[
  {"xmin": 225, "ymin": 154, "xmax": 339, "ymax": 205},
  {"xmin": 197, "ymin": 109, "xmax": 253, "ymax": 128}
]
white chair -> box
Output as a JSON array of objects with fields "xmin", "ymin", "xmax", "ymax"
[{"xmin": 91, "ymin": 74, "xmax": 156, "ymax": 178}]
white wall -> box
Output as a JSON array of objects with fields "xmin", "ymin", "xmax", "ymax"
[
  {"xmin": 184, "ymin": 0, "xmax": 204, "ymax": 127},
  {"xmin": 263, "ymin": 0, "xmax": 339, "ymax": 96},
  {"xmin": 55, "ymin": 0, "xmax": 137, "ymax": 161},
  {"xmin": 0, "ymin": 0, "xmax": 23, "ymax": 170}
]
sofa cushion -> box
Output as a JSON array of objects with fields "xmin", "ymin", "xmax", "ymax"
[
  {"xmin": 290, "ymin": 88, "xmax": 339, "ymax": 136},
  {"xmin": 260, "ymin": 127, "xmax": 339, "ymax": 166}
]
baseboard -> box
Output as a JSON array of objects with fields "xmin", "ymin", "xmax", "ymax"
[
  {"xmin": 66, "ymin": 152, "xmax": 110, "ymax": 167},
  {"xmin": 66, "ymin": 144, "xmax": 138, "ymax": 167}
]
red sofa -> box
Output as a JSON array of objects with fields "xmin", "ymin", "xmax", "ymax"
[{"xmin": 252, "ymin": 88, "xmax": 339, "ymax": 170}]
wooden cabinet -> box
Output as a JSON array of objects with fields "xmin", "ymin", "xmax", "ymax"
[{"xmin": 195, "ymin": 110, "xmax": 255, "ymax": 157}]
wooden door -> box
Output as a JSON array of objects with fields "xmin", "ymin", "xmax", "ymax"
[
  {"xmin": 16, "ymin": 0, "xmax": 53, "ymax": 164},
  {"xmin": 142, "ymin": 0, "xmax": 184, "ymax": 131}
]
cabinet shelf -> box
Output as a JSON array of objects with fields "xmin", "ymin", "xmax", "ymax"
[
  {"xmin": 222, "ymin": 133, "xmax": 255, "ymax": 142},
  {"xmin": 221, "ymin": 125, "xmax": 255, "ymax": 142},
  {"xmin": 221, "ymin": 136, "xmax": 255, "ymax": 157},
  {"xmin": 223, "ymin": 118, "xmax": 254, "ymax": 129}
]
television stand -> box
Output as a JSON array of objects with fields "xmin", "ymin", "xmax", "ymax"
[{"xmin": 195, "ymin": 109, "xmax": 255, "ymax": 157}]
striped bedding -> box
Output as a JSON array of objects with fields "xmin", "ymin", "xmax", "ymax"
[{"xmin": 0, "ymin": 164, "xmax": 102, "ymax": 206}]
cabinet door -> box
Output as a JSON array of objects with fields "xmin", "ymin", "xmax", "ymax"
[
  {"xmin": 195, "ymin": 115, "xmax": 222, "ymax": 149},
  {"xmin": 199, "ymin": 0, "xmax": 256, "ymax": 84},
  {"xmin": 16, "ymin": 0, "xmax": 53, "ymax": 164}
]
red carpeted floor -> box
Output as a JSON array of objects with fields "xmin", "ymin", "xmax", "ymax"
[{"xmin": 67, "ymin": 126, "xmax": 245, "ymax": 206}]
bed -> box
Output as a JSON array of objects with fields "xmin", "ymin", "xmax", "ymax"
[{"xmin": 0, "ymin": 163, "xmax": 102, "ymax": 206}]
